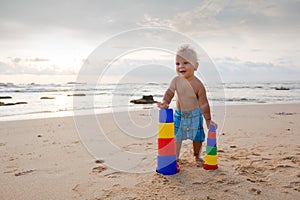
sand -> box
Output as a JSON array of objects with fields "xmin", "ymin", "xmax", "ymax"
[{"xmin": 0, "ymin": 104, "xmax": 299, "ymax": 199}]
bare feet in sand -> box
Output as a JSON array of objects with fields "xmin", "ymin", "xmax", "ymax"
[{"xmin": 195, "ymin": 157, "xmax": 204, "ymax": 167}]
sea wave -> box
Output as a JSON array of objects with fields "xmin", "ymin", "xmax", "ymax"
[{"xmin": 1, "ymin": 81, "xmax": 300, "ymax": 121}]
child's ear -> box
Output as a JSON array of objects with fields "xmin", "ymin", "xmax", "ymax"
[{"xmin": 194, "ymin": 62, "xmax": 199, "ymax": 71}]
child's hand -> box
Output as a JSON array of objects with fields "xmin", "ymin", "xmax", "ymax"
[
  {"xmin": 207, "ymin": 120, "xmax": 218, "ymax": 130},
  {"xmin": 156, "ymin": 101, "xmax": 169, "ymax": 109}
]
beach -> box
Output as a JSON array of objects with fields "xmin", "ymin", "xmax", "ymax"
[{"xmin": 0, "ymin": 103, "xmax": 299, "ymax": 199}]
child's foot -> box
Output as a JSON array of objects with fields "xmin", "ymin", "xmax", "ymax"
[{"xmin": 194, "ymin": 157, "xmax": 204, "ymax": 167}]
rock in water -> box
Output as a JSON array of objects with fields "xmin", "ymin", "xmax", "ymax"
[
  {"xmin": 275, "ymin": 86, "xmax": 289, "ymax": 90},
  {"xmin": 0, "ymin": 96, "xmax": 12, "ymax": 99},
  {"xmin": 40, "ymin": 97, "xmax": 56, "ymax": 99},
  {"xmin": 0, "ymin": 101, "xmax": 28, "ymax": 106},
  {"xmin": 130, "ymin": 95, "xmax": 158, "ymax": 104},
  {"xmin": 67, "ymin": 93, "xmax": 86, "ymax": 96}
]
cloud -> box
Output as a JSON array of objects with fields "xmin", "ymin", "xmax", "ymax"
[
  {"xmin": 30, "ymin": 58, "xmax": 49, "ymax": 62},
  {"xmin": 136, "ymin": 14, "xmax": 173, "ymax": 28},
  {"xmin": 0, "ymin": 0, "xmax": 175, "ymax": 39},
  {"xmin": 1, "ymin": 0, "xmax": 299, "ymax": 45},
  {"xmin": 170, "ymin": 0, "xmax": 300, "ymax": 37},
  {"xmin": 0, "ymin": 61, "xmax": 12, "ymax": 73},
  {"xmin": 7, "ymin": 57, "xmax": 49, "ymax": 63},
  {"xmin": 0, "ymin": 0, "xmax": 299, "ymax": 83},
  {"xmin": 12, "ymin": 57, "xmax": 21, "ymax": 63},
  {"xmin": 215, "ymin": 57, "xmax": 300, "ymax": 82},
  {"xmin": 0, "ymin": 59, "xmax": 74, "ymax": 75},
  {"xmin": 1, "ymin": 0, "xmax": 299, "ymax": 39}
]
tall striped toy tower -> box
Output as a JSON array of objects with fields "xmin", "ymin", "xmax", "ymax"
[
  {"xmin": 156, "ymin": 108, "xmax": 179, "ymax": 175},
  {"xmin": 203, "ymin": 125, "xmax": 218, "ymax": 170}
]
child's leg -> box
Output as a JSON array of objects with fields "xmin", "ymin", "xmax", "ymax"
[
  {"xmin": 193, "ymin": 141, "xmax": 203, "ymax": 167},
  {"xmin": 176, "ymin": 141, "xmax": 182, "ymax": 161}
]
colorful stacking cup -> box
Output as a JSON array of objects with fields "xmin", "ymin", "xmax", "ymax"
[
  {"xmin": 158, "ymin": 123, "xmax": 174, "ymax": 138},
  {"xmin": 159, "ymin": 108, "xmax": 173, "ymax": 123},
  {"xmin": 204, "ymin": 155, "xmax": 218, "ymax": 165},
  {"xmin": 207, "ymin": 138, "xmax": 216, "ymax": 147},
  {"xmin": 206, "ymin": 146, "xmax": 217, "ymax": 155},
  {"xmin": 207, "ymin": 131, "xmax": 216, "ymax": 139},
  {"xmin": 157, "ymin": 108, "xmax": 179, "ymax": 175},
  {"xmin": 208, "ymin": 125, "xmax": 216, "ymax": 132},
  {"xmin": 157, "ymin": 155, "xmax": 177, "ymax": 175},
  {"xmin": 204, "ymin": 125, "xmax": 218, "ymax": 170},
  {"xmin": 203, "ymin": 164, "xmax": 218, "ymax": 170},
  {"xmin": 158, "ymin": 138, "xmax": 176, "ymax": 156}
]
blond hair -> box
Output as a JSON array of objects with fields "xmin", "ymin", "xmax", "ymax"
[{"xmin": 177, "ymin": 44, "xmax": 198, "ymax": 63}]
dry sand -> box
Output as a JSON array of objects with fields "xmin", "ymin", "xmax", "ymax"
[{"xmin": 0, "ymin": 104, "xmax": 299, "ymax": 199}]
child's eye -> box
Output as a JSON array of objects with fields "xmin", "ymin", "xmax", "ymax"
[
  {"xmin": 184, "ymin": 61, "xmax": 189, "ymax": 65},
  {"xmin": 176, "ymin": 63, "xmax": 179, "ymax": 66}
]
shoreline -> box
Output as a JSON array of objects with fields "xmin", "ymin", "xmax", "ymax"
[
  {"xmin": 0, "ymin": 103, "xmax": 299, "ymax": 199},
  {"xmin": 1, "ymin": 102, "xmax": 300, "ymax": 122}
]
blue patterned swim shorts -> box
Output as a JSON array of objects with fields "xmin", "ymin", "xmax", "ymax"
[{"xmin": 174, "ymin": 108, "xmax": 205, "ymax": 142}]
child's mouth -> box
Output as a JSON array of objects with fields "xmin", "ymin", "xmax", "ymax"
[{"xmin": 179, "ymin": 70, "xmax": 186, "ymax": 75}]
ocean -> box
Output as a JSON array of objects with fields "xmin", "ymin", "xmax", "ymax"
[{"xmin": 0, "ymin": 81, "xmax": 300, "ymax": 121}]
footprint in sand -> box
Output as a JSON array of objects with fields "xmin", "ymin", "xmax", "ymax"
[
  {"xmin": 8, "ymin": 157, "xmax": 18, "ymax": 161},
  {"xmin": 104, "ymin": 171, "xmax": 121, "ymax": 178},
  {"xmin": 217, "ymin": 149, "xmax": 225, "ymax": 153},
  {"xmin": 95, "ymin": 159, "xmax": 105, "ymax": 164},
  {"xmin": 152, "ymin": 173, "xmax": 170, "ymax": 185},
  {"xmin": 122, "ymin": 143, "xmax": 143, "ymax": 151},
  {"xmin": 192, "ymin": 181, "xmax": 205, "ymax": 185},
  {"xmin": 92, "ymin": 165, "xmax": 107, "ymax": 173},
  {"xmin": 249, "ymin": 188, "xmax": 261, "ymax": 195},
  {"xmin": 106, "ymin": 175, "xmax": 119, "ymax": 178},
  {"xmin": 283, "ymin": 181, "xmax": 300, "ymax": 192},
  {"xmin": 206, "ymin": 195, "xmax": 217, "ymax": 200},
  {"xmin": 235, "ymin": 162, "xmax": 269, "ymax": 183},
  {"xmin": 4, "ymin": 165, "xmax": 18, "ymax": 174},
  {"xmin": 273, "ymin": 164, "xmax": 296, "ymax": 170},
  {"xmin": 178, "ymin": 158, "xmax": 195, "ymax": 167},
  {"xmin": 251, "ymin": 153, "xmax": 261, "ymax": 156},
  {"xmin": 72, "ymin": 184, "xmax": 87, "ymax": 197},
  {"xmin": 15, "ymin": 169, "xmax": 35, "ymax": 176},
  {"xmin": 246, "ymin": 177, "xmax": 268, "ymax": 183},
  {"xmin": 282, "ymin": 156, "xmax": 299, "ymax": 164},
  {"xmin": 216, "ymin": 178, "xmax": 240, "ymax": 185}
]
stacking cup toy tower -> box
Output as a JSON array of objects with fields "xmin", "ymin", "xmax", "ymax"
[
  {"xmin": 157, "ymin": 108, "xmax": 179, "ymax": 175},
  {"xmin": 203, "ymin": 125, "xmax": 218, "ymax": 170}
]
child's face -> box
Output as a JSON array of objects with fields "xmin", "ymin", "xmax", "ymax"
[{"xmin": 175, "ymin": 52, "xmax": 198, "ymax": 80}]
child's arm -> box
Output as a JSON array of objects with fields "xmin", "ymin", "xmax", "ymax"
[
  {"xmin": 157, "ymin": 88, "xmax": 174, "ymax": 108},
  {"xmin": 197, "ymin": 84, "xmax": 218, "ymax": 129}
]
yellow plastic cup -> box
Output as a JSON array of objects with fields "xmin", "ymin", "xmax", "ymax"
[
  {"xmin": 204, "ymin": 155, "xmax": 218, "ymax": 165},
  {"xmin": 158, "ymin": 123, "xmax": 174, "ymax": 138}
]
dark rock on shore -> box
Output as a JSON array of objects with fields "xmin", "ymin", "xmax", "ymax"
[
  {"xmin": 0, "ymin": 101, "xmax": 28, "ymax": 106},
  {"xmin": 67, "ymin": 93, "xmax": 86, "ymax": 96},
  {"xmin": 275, "ymin": 87, "xmax": 290, "ymax": 90},
  {"xmin": 15, "ymin": 102, "xmax": 28, "ymax": 105},
  {"xmin": 130, "ymin": 95, "xmax": 158, "ymax": 104},
  {"xmin": 67, "ymin": 82, "xmax": 86, "ymax": 85},
  {"xmin": 40, "ymin": 97, "xmax": 56, "ymax": 99},
  {"xmin": 0, "ymin": 96, "xmax": 12, "ymax": 99}
]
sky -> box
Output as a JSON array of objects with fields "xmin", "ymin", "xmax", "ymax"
[{"xmin": 0, "ymin": 0, "xmax": 299, "ymax": 83}]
